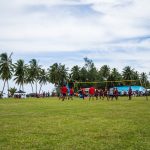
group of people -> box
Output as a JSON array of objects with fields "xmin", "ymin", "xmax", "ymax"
[
  {"xmin": 59, "ymin": 85, "xmax": 74, "ymax": 101},
  {"xmin": 58, "ymin": 85, "xmax": 133, "ymax": 101},
  {"xmin": 80, "ymin": 87, "xmax": 119, "ymax": 100}
]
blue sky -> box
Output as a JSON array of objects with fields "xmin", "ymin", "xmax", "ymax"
[{"xmin": 0, "ymin": 0, "xmax": 150, "ymax": 93}]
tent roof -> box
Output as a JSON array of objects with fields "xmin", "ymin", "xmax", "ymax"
[
  {"xmin": 15, "ymin": 90, "xmax": 26, "ymax": 93},
  {"xmin": 114, "ymin": 86, "xmax": 146, "ymax": 92}
]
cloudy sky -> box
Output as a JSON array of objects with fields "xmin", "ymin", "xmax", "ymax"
[{"xmin": 0, "ymin": 0, "xmax": 150, "ymax": 92}]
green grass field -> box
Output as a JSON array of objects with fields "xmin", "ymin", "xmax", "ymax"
[{"xmin": 0, "ymin": 97, "xmax": 150, "ymax": 150}]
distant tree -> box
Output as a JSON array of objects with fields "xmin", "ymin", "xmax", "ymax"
[
  {"xmin": 38, "ymin": 68, "xmax": 49, "ymax": 94},
  {"xmin": 99, "ymin": 65, "xmax": 110, "ymax": 81},
  {"xmin": 14, "ymin": 59, "xmax": 27, "ymax": 91},
  {"xmin": 8, "ymin": 87, "xmax": 17, "ymax": 97},
  {"xmin": 107, "ymin": 68, "xmax": 122, "ymax": 87},
  {"xmin": 48, "ymin": 63, "xmax": 68, "ymax": 86},
  {"xmin": 79, "ymin": 67, "xmax": 88, "ymax": 82},
  {"xmin": 27, "ymin": 59, "xmax": 41, "ymax": 94},
  {"xmin": 122, "ymin": 66, "xmax": 134, "ymax": 80},
  {"xmin": 140, "ymin": 72, "xmax": 148, "ymax": 87},
  {"xmin": 0, "ymin": 52, "xmax": 14, "ymax": 95},
  {"xmin": 84, "ymin": 57, "xmax": 93, "ymax": 71},
  {"xmin": 70, "ymin": 65, "xmax": 80, "ymax": 81}
]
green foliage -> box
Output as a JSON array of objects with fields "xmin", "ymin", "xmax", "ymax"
[
  {"xmin": 48, "ymin": 63, "xmax": 68, "ymax": 86},
  {"xmin": 8, "ymin": 87, "xmax": 17, "ymax": 97},
  {"xmin": 14, "ymin": 59, "xmax": 27, "ymax": 90}
]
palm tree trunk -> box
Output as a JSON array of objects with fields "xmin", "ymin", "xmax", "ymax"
[
  {"xmin": 19, "ymin": 84, "xmax": 22, "ymax": 91},
  {"xmin": 22, "ymin": 84, "xmax": 24, "ymax": 91},
  {"xmin": 31, "ymin": 83, "xmax": 33, "ymax": 93},
  {"xmin": 36, "ymin": 81, "xmax": 38, "ymax": 94},
  {"xmin": 2, "ymin": 80, "xmax": 6, "ymax": 94},
  {"xmin": 7, "ymin": 80, "xmax": 9, "ymax": 97},
  {"xmin": 39, "ymin": 84, "xmax": 42, "ymax": 94}
]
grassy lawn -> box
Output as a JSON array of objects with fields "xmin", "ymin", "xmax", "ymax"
[{"xmin": 0, "ymin": 97, "xmax": 150, "ymax": 150}]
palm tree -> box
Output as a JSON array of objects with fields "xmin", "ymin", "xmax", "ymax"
[
  {"xmin": 14, "ymin": 59, "xmax": 27, "ymax": 91},
  {"xmin": 48, "ymin": 63, "xmax": 60, "ymax": 85},
  {"xmin": 79, "ymin": 67, "xmax": 88, "ymax": 82},
  {"xmin": 99, "ymin": 65, "xmax": 110, "ymax": 80},
  {"xmin": 48, "ymin": 63, "xmax": 68, "ymax": 86},
  {"xmin": 70, "ymin": 65, "xmax": 80, "ymax": 81},
  {"xmin": 38, "ymin": 69, "xmax": 49, "ymax": 94},
  {"xmin": 0, "ymin": 52, "xmax": 14, "ymax": 95},
  {"xmin": 122, "ymin": 66, "xmax": 134, "ymax": 80},
  {"xmin": 27, "ymin": 59, "xmax": 41, "ymax": 94},
  {"xmin": 140, "ymin": 72, "xmax": 148, "ymax": 87},
  {"xmin": 107, "ymin": 68, "xmax": 122, "ymax": 87}
]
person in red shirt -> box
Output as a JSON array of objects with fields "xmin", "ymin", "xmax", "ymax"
[
  {"xmin": 69, "ymin": 87, "xmax": 74, "ymax": 100},
  {"xmin": 89, "ymin": 86, "xmax": 95, "ymax": 100},
  {"xmin": 61, "ymin": 85, "xmax": 68, "ymax": 101}
]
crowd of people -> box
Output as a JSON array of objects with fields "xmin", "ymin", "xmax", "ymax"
[{"xmin": 58, "ymin": 85, "xmax": 134, "ymax": 101}]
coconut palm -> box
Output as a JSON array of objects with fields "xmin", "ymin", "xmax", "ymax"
[
  {"xmin": 70, "ymin": 65, "xmax": 80, "ymax": 81},
  {"xmin": 122, "ymin": 66, "xmax": 135, "ymax": 85},
  {"xmin": 0, "ymin": 52, "xmax": 14, "ymax": 95},
  {"xmin": 99, "ymin": 65, "xmax": 110, "ymax": 80},
  {"xmin": 122, "ymin": 66, "xmax": 134, "ymax": 80},
  {"xmin": 107, "ymin": 68, "xmax": 122, "ymax": 87},
  {"xmin": 27, "ymin": 59, "xmax": 41, "ymax": 94},
  {"xmin": 140, "ymin": 72, "xmax": 148, "ymax": 87},
  {"xmin": 48, "ymin": 63, "xmax": 68, "ymax": 86},
  {"xmin": 48, "ymin": 63, "xmax": 60, "ymax": 85},
  {"xmin": 14, "ymin": 59, "xmax": 27, "ymax": 91},
  {"xmin": 38, "ymin": 68, "xmax": 49, "ymax": 94}
]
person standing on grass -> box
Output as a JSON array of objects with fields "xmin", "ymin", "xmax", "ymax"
[
  {"xmin": 61, "ymin": 85, "xmax": 68, "ymax": 101},
  {"xmin": 114, "ymin": 88, "xmax": 119, "ymax": 100},
  {"xmin": 95, "ymin": 88, "xmax": 99, "ymax": 100},
  {"xmin": 69, "ymin": 87, "xmax": 74, "ymax": 100},
  {"xmin": 80, "ymin": 88, "xmax": 85, "ymax": 100},
  {"xmin": 128, "ymin": 86, "xmax": 132, "ymax": 100},
  {"xmin": 59, "ymin": 86, "xmax": 63, "ymax": 100},
  {"xmin": 89, "ymin": 86, "xmax": 95, "ymax": 100},
  {"xmin": 99, "ymin": 89, "xmax": 104, "ymax": 100}
]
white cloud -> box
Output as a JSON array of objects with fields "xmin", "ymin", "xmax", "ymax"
[{"xmin": 0, "ymin": 0, "xmax": 150, "ymax": 72}]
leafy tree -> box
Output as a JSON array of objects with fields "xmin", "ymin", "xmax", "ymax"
[
  {"xmin": 14, "ymin": 59, "xmax": 27, "ymax": 91},
  {"xmin": 70, "ymin": 65, "xmax": 80, "ymax": 81},
  {"xmin": 99, "ymin": 65, "xmax": 110, "ymax": 81},
  {"xmin": 108, "ymin": 68, "xmax": 122, "ymax": 87},
  {"xmin": 79, "ymin": 67, "xmax": 88, "ymax": 82},
  {"xmin": 140, "ymin": 72, "xmax": 148, "ymax": 87},
  {"xmin": 8, "ymin": 87, "xmax": 17, "ymax": 97},
  {"xmin": 27, "ymin": 59, "xmax": 41, "ymax": 94},
  {"xmin": 38, "ymin": 68, "xmax": 49, "ymax": 94},
  {"xmin": 0, "ymin": 52, "xmax": 14, "ymax": 95},
  {"xmin": 48, "ymin": 63, "xmax": 68, "ymax": 86},
  {"xmin": 122, "ymin": 66, "xmax": 134, "ymax": 80}
]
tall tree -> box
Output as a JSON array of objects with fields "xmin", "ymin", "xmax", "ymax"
[
  {"xmin": 27, "ymin": 59, "xmax": 41, "ymax": 94},
  {"xmin": 0, "ymin": 52, "xmax": 14, "ymax": 95},
  {"xmin": 122, "ymin": 66, "xmax": 135, "ymax": 85},
  {"xmin": 38, "ymin": 68, "xmax": 49, "ymax": 94},
  {"xmin": 70, "ymin": 65, "xmax": 80, "ymax": 81},
  {"xmin": 107, "ymin": 68, "xmax": 122, "ymax": 87},
  {"xmin": 48, "ymin": 63, "xmax": 68, "ymax": 86},
  {"xmin": 140, "ymin": 72, "xmax": 148, "ymax": 87},
  {"xmin": 99, "ymin": 65, "xmax": 110, "ymax": 80},
  {"xmin": 14, "ymin": 59, "xmax": 27, "ymax": 91}
]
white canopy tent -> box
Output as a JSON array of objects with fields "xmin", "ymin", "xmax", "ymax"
[{"xmin": 14, "ymin": 90, "xmax": 26, "ymax": 98}]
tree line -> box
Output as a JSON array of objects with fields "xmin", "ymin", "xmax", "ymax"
[{"xmin": 0, "ymin": 52, "xmax": 149, "ymax": 96}]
